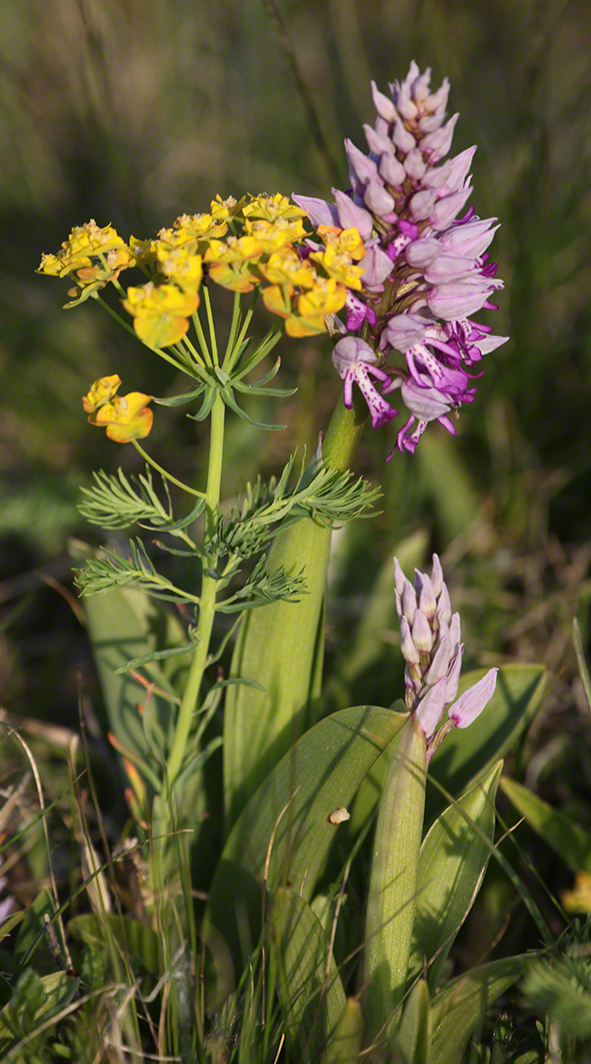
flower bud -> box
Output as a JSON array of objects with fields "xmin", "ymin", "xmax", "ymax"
[
  {"xmin": 400, "ymin": 617, "xmax": 421, "ymax": 664},
  {"xmin": 412, "ymin": 609, "xmax": 433, "ymax": 652}
]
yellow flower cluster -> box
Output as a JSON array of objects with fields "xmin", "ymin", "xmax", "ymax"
[
  {"xmin": 37, "ymin": 220, "xmax": 132, "ymax": 305},
  {"xmin": 82, "ymin": 375, "xmax": 153, "ymax": 443},
  {"xmin": 37, "ymin": 195, "xmax": 369, "ymax": 346}
]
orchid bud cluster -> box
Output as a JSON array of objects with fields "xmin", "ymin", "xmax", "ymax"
[
  {"xmin": 394, "ymin": 553, "xmax": 498, "ymax": 757},
  {"xmin": 294, "ymin": 60, "xmax": 508, "ymax": 456}
]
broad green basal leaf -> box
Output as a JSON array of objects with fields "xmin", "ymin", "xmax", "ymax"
[{"xmin": 205, "ymin": 704, "xmax": 408, "ymax": 975}]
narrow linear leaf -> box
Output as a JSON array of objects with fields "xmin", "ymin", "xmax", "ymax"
[
  {"xmin": 500, "ymin": 776, "xmax": 591, "ymax": 873},
  {"xmin": 114, "ymin": 640, "xmax": 199, "ymax": 674},
  {"xmin": 68, "ymin": 913, "xmax": 160, "ymax": 976}
]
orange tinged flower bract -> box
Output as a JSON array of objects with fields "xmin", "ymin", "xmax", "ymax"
[{"xmin": 83, "ymin": 376, "xmax": 154, "ymax": 443}]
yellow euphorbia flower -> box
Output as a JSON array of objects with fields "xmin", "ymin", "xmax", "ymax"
[
  {"xmin": 156, "ymin": 246, "xmax": 203, "ymax": 292},
  {"xmin": 158, "ymin": 212, "xmax": 229, "ymax": 251},
  {"xmin": 204, "ymin": 236, "xmax": 264, "ymax": 292},
  {"xmin": 316, "ymin": 225, "xmax": 366, "ymax": 261},
  {"xmin": 308, "ymin": 244, "xmax": 365, "ymax": 290},
  {"xmin": 204, "ymin": 236, "xmax": 264, "ymax": 264},
  {"xmin": 297, "ymin": 277, "xmax": 347, "ymax": 318},
  {"xmin": 243, "ymin": 193, "xmax": 307, "ymax": 223},
  {"xmin": 210, "ymin": 194, "xmax": 239, "ymax": 220},
  {"xmin": 90, "ymin": 392, "xmax": 154, "ymax": 443},
  {"xmin": 129, "ymin": 235, "xmax": 158, "ymax": 267},
  {"xmin": 37, "ymin": 221, "xmax": 130, "ymax": 278},
  {"xmin": 243, "ymin": 218, "xmax": 305, "ymax": 255},
  {"xmin": 122, "ymin": 282, "xmax": 199, "ymax": 348},
  {"xmin": 285, "ymin": 277, "xmax": 347, "ymax": 337},
  {"xmin": 261, "ymin": 284, "xmax": 295, "ymax": 319},
  {"xmin": 257, "ymin": 247, "xmax": 316, "ymax": 288},
  {"xmin": 82, "ymin": 374, "xmax": 122, "ymax": 413}
]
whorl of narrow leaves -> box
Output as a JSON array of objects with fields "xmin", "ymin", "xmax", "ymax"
[
  {"xmin": 207, "ymin": 452, "xmax": 381, "ymax": 560},
  {"xmin": 215, "ymin": 556, "xmax": 307, "ymax": 613},
  {"xmin": 74, "ymin": 539, "xmax": 201, "ymax": 603},
  {"xmin": 79, "ymin": 467, "xmax": 206, "ymax": 532}
]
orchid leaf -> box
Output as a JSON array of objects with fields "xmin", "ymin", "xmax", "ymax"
[
  {"xmin": 391, "ymin": 978, "xmax": 431, "ymax": 1064},
  {"xmin": 271, "ymin": 888, "xmax": 345, "ymax": 1061},
  {"xmin": 223, "ymin": 517, "xmax": 334, "ymax": 829},
  {"xmin": 410, "ymin": 761, "xmax": 503, "ymax": 992},
  {"xmin": 205, "ymin": 704, "xmax": 409, "ymax": 974},
  {"xmin": 322, "ymin": 998, "xmax": 363, "ymax": 1064}
]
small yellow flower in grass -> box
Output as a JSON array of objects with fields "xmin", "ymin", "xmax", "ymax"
[
  {"xmin": 561, "ymin": 872, "xmax": 591, "ymax": 914},
  {"xmin": 243, "ymin": 193, "xmax": 307, "ymax": 223},
  {"xmin": 82, "ymin": 374, "xmax": 122, "ymax": 413},
  {"xmin": 244, "ymin": 217, "xmax": 305, "ymax": 254},
  {"xmin": 90, "ymin": 391, "xmax": 154, "ymax": 443},
  {"xmin": 156, "ymin": 245, "xmax": 203, "ymax": 292},
  {"xmin": 316, "ymin": 225, "xmax": 366, "ymax": 261},
  {"xmin": 123, "ymin": 282, "xmax": 199, "ymax": 348},
  {"xmin": 309, "ymin": 244, "xmax": 365, "ymax": 290},
  {"xmin": 258, "ymin": 247, "xmax": 317, "ymax": 288}
]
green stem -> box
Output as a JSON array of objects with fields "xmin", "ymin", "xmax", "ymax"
[
  {"xmin": 222, "ymin": 292, "xmax": 242, "ymax": 370},
  {"xmin": 322, "ymin": 386, "xmax": 369, "ymax": 472},
  {"xmin": 132, "ymin": 440, "xmax": 207, "ymax": 498},
  {"xmin": 97, "ymin": 296, "xmax": 190, "ymax": 374},
  {"xmin": 191, "ymin": 307, "xmax": 212, "ymax": 365},
  {"xmin": 167, "ymin": 392, "xmax": 226, "ymax": 785},
  {"xmin": 227, "ymin": 289, "xmax": 259, "ymax": 372},
  {"xmin": 202, "ymin": 286, "xmax": 219, "ymax": 366}
]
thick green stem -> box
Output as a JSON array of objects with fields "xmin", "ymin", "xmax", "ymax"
[
  {"xmin": 167, "ymin": 393, "xmax": 225, "ymax": 786},
  {"xmin": 322, "ymin": 386, "xmax": 368, "ymax": 471},
  {"xmin": 223, "ymin": 385, "xmax": 369, "ymax": 829}
]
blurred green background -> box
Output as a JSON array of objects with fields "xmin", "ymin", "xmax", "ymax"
[{"xmin": 1, "ymin": 0, "xmax": 590, "ymax": 765}]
